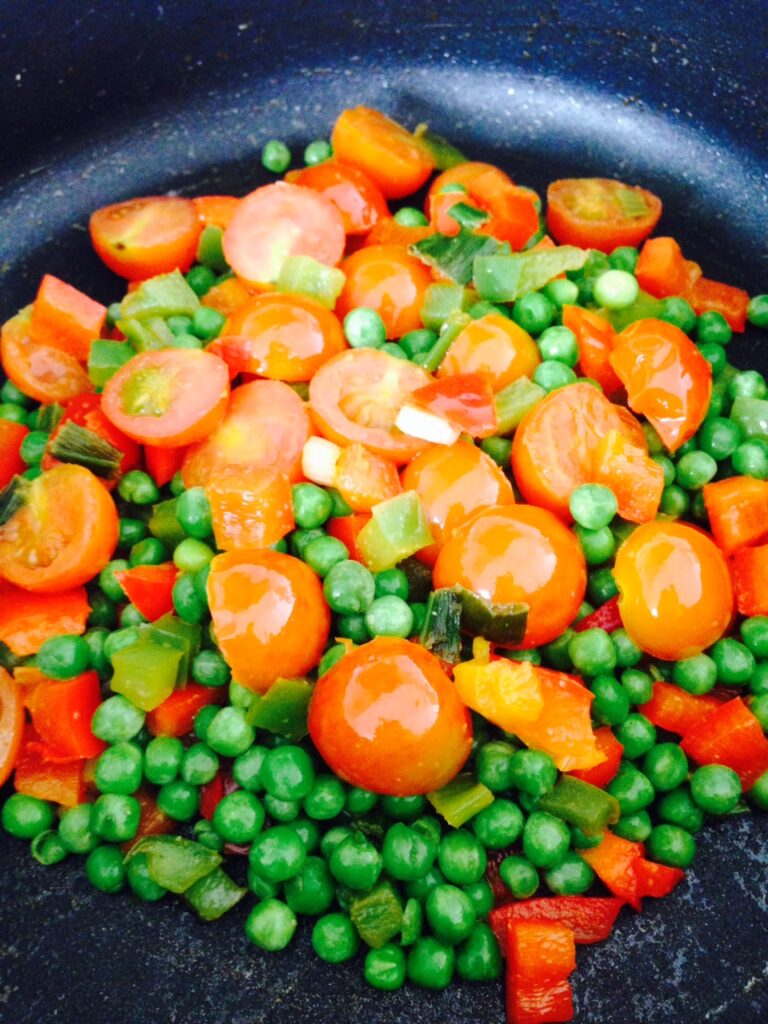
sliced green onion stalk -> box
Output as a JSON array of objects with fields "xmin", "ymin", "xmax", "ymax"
[
  {"xmin": 36, "ymin": 403, "xmax": 65, "ymax": 433},
  {"xmin": 447, "ymin": 203, "xmax": 490, "ymax": 232},
  {"xmin": 246, "ymin": 677, "xmax": 314, "ymax": 740},
  {"xmin": 126, "ymin": 836, "xmax": 221, "ymax": 894},
  {"xmin": 276, "ymin": 254, "xmax": 346, "ymax": 309},
  {"xmin": 473, "ymin": 246, "xmax": 589, "ymax": 302},
  {"xmin": 48, "ymin": 421, "xmax": 122, "ymax": 480},
  {"xmin": 412, "ymin": 231, "xmax": 500, "ymax": 287},
  {"xmin": 494, "ymin": 376, "xmax": 547, "ymax": 435},
  {"xmin": 615, "ymin": 187, "xmax": 650, "ymax": 218},
  {"xmin": 419, "ymin": 283, "xmax": 477, "ymax": 333},
  {"xmin": 539, "ymin": 776, "xmax": 621, "ymax": 835},
  {"xmin": 413, "ymin": 124, "xmax": 467, "ymax": 170},
  {"xmin": 0, "ymin": 475, "xmax": 27, "ymax": 528},
  {"xmin": 183, "ymin": 866, "xmax": 246, "ymax": 921},
  {"xmin": 427, "ymin": 773, "xmax": 495, "ymax": 828},
  {"xmin": 397, "ymin": 557, "xmax": 434, "ymax": 603},
  {"xmin": 419, "ymin": 588, "xmax": 463, "ymax": 664},
  {"xmin": 349, "ymin": 882, "xmax": 404, "ymax": 949},
  {"xmin": 120, "ymin": 269, "xmax": 200, "ymax": 321},
  {"xmin": 454, "ymin": 585, "xmax": 528, "ymax": 646},
  {"xmin": 88, "ymin": 339, "xmax": 135, "ymax": 387}
]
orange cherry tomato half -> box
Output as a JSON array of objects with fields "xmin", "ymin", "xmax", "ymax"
[
  {"xmin": 192, "ymin": 195, "xmax": 241, "ymax": 229},
  {"xmin": 402, "ymin": 441, "xmax": 515, "ymax": 566},
  {"xmin": 89, "ymin": 195, "xmax": 202, "ymax": 280},
  {"xmin": 207, "ymin": 549, "xmax": 330, "ymax": 693},
  {"xmin": 292, "ymin": 161, "xmax": 389, "ymax": 235},
  {"xmin": 511, "ymin": 382, "xmax": 646, "ymax": 520},
  {"xmin": 308, "ymin": 348, "xmax": 432, "ymax": 463},
  {"xmin": 546, "ymin": 178, "xmax": 662, "ymax": 253},
  {"xmin": 206, "ymin": 467, "xmax": 295, "ymax": 551},
  {"xmin": 331, "ymin": 106, "xmax": 435, "ymax": 200},
  {"xmin": 0, "ymin": 667, "xmax": 24, "ymax": 788},
  {"xmin": 438, "ymin": 313, "xmax": 541, "ymax": 392},
  {"xmin": 102, "ymin": 349, "xmax": 230, "ymax": 447},
  {"xmin": 609, "ymin": 318, "xmax": 712, "ymax": 453},
  {"xmin": 613, "ymin": 521, "xmax": 734, "ymax": 660},
  {"xmin": 308, "ymin": 637, "xmax": 473, "ymax": 795},
  {"xmin": 223, "ymin": 182, "xmax": 346, "ymax": 288},
  {"xmin": 334, "ymin": 443, "xmax": 401, "ymax": 513},
  {"xmin": 0, "ymin": 465, "xmax": 118, "ymax": 593},
  {"xmin": 336, "ymin": 244, "xmax": 432, "ymax": 340},
  {"xmin": 182, "ymin": 379, "xmax": 312, "ymax": 487},
  {"xmin": 218, "ymin": 292, "xmax": 346, "ymax": 381},
  {"xmin": 1, "ymin": 309, "xmax": 93, "ymax": 404},
  {"xmin": 433, "ymin": 504, "xmax": 587, "ymax": 649},
  {"xmin": 561, "ymin": 305, "xmax": 622, "ymax": 396}
]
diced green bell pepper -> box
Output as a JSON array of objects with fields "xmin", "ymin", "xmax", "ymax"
[
  {"xmin": 117, "ymin": 316, "xmax": 177, "ymax": 352},
  {"xmin": 419, "ymin": 587, "xmax": 463, "ymax": 664},
  {"xmin": 110, "ymin": 642, "xmax": 182, "ymax": 711},
  {"xmin": 349, "ymin": 881, "xmax": 404, "ymax": 949},
  {"xmin": 357, "ymin": 491, "xmax": 434, "ymax": 573},
  {"xmin": 731, "ymin": 395, "xmax": 768, "ymax": 442},
  {"xmin": 88, "ymin": 339, "xmax": 134, "ymax": 387},
  {"xmin": 419, "ymin": 283, "xmax": 476, "ymax": 333},
  {"xmin": 473, "ymin": 246, "xmax": 589, "ymax": 302},
  {"xmin": 246, "ymin": 677, "xmax": 314, "ymax": 740},
  {"xmin": 147, "ymin": 613, "xmax": 202, "ymax": 685},
  {"xmin": 427, "ymin": 773, "xmax": 495, "ymax": 828},
  {"xmin": 120, "ymin": 270, "xmax": 200, "ymax": 321},
  {"xmin": 126, "ymin": 836, "xmax": 221, "ymax": 893},
  {"xmin": 183, "ymin": 867, "xmax": 246, "ymax": 920},
  {"xmin": 538, "ymin": 775, "xmax": 620, "ymax": 835},
  {"xmin": 597, "ymin": 289, "xmax": 663, "ymax": 331},
  {"xmin": 276, "ymin": 255, "xmax": 346, "ymax": 309},
  {"xmin": 149, "ymin": 498, "xmax": 186, "ymax": 546},
  {"xmin": 494, "ymin": 376, "xmax": 547, "ymax": 435}
]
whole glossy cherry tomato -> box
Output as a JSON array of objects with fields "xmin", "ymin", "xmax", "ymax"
[
  {"xmin": 308, "ymin": 637, "xmax": 473, "ymax": 795},
  {"xmin": 433, "ymin": 504, "xmax": 587, "ymax": 648},
  {"xmin": 437, "ymin": 313, "xmax": 540, "ymax": 392},
  {"xmin": 402, "ymin": 441, "xmax": 515, "ymax": 566},
  {"xmin": 292, "ymin": 161, "xmax": 389, "ymax": 235},
  {"xmin": 207, "ymin": 549, "xmax": 330, "ymax": 692},
  {"xmin": 613, "ymin": 521, "xmax": 733, "ymax": 661},
  {"xmin": 336, "ymin": 244, "xmax": 432, "ymax": 339}
]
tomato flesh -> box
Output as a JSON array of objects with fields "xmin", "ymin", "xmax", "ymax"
[{"xmin": 89, "ymin": 196, "xmax": 201, "ymax": 280}]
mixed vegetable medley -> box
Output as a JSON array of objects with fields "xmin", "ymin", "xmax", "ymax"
[{"xmin": 2, "ymin": 104, "xmax": 768, "ymax": 1022}]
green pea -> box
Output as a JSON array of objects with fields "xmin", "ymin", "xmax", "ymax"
[
  {"xmin": 574, "ymin": 524, "xmax": 615, "ymax": 565},
  {"xmin": 568, "ymin": 628, "xmax": 617, "ymax": 677},
  {"xmin": 86, "ymin": 845, "xmax": 126, "ymax": 893},
  {"xmin": 2, "ymin": 793, "xmax": 54, "ymax": 839},
  {"xmin": 593, "ymin": 269, "xmax": 639, "ymax": 310},
  {"xmin": 144, "ymin": 736, "xmax": 184, "ymax": 785},
  {"xmin": 690, "ymin": 764, "xmax": 742, "ymax": 815},
  {"xmin": 156, "ymin": 780, "xmax": 199, "ymax": 821},
  {"xmin": 261, "ymin": 745, "xmax": 315, "ymax": 802},
  {"xmin": 172, "ymin": 574, "xmax": 206, "ymax": 623},
  {"xmin": 303, "ymin": 535, "xmax": 349, "ymax": 576},
  {"xmin": 499, "ymin": 855, "xmax": 539, "ymax": 898},
  {"xmin": 400, "ymin": 329, "xmax": 437, "ymax": 359},
  {"xmin": 245, "ymin": 898, "xmax": 297, "ymax": 951},
  {"xmin": 310, "ymin": 911, "xmax": 359, "ymax": 963},
  {"xmin": 672, "ymin": 654, "xmax": 717, "ymax": 695},
  {"xmin": 173, "ymin": 537, "xmax": 214, "ymax": 573},
  {"xmin": 696, "ymin": 311, "xmax": 732, "ymax": 346},
  {"xmin": 323, "ymin": 559, "xmax": 375, "ymax": 614},
  {"xmin": 646, "ymin": 824, "xmax": 696, "ymax": 868},
  {"xmin": 732, "ymin": 440, "xmax": 768, "ymax": 479},
  {"xmin": 543, "ymin": 277, "xmax": 580, "ymax": 306},
  {"xmin": 588, "ymin": 567, "xmax": 619, "ymax": 606},
  {"xmin": 407, "ymin": 937, "xmax": 455, "ymax": 990},
  {"xmin": 191, "ymin": 649, "xmax": 230, "ymax": 688},
  {"xmin": 590, "ymin": 674, "xmax": 630, "ymax": 726},
  {"xmin": 94, "ymin": 742, "xmax": 143, "ymax": 795},
  {"xmin": 710, "ymin": 637, "xmax": 755, "ymax": 685},
  {"xmin": 213, "ymin": 791, "xmax": 265, "ymax": 844},
  {"xmin": 569, "ymin": 483, "xmax": 618, "ymax": 530},
  {"xmin": 329, "ymin": 832, "xmax": 383, "ymax": 890},
  {"xmin": 334, "ymin": 612, "xmax": 370, "ymax": 644},
  {"xmin": 261, "ymin": 139, "xmax": 291, "ymax": 173},
  {"xmin": 426, "ymin": 883, "xmax": 477, "ymax": 945},
  {"xmin": 476, "ymin": 741, "xmax": 516, "ymax": 792},
  {"xmin": 512, "ymin": 292, "xmax": 555, "ymax": 335},
  {"xmin": 537, "ymin": 325, "xmax": 579, "ymax": 366},
  {"xmin": 58, "ymin": 804, "xmax": 99, "ymax": 854},
  {"xmin": 264, "ymin": 795, "xmax": 301, "ymax": 822},
  {"xmin": 471, "ymin": 799, "xmax": 524, "ymax": 850},
  {"xmin": 365, "ymin": 595, "xmax": 414, "ymax": 638},
  {"xmin": 345, "ymin": 786, "xmax": 378, "ymax": 816},
  {"xmin": 126, "ymin": 851, "xmax": 167, "ymax": 901},
  {"xmin": 181, "ymin": 743, "xmax": 220, "ymax": 786},
  {"xmin": 284, "ymin": 855, "xmax": 335, "ymax": 916},
  {"xmin": 509, "ymin": 748, "xmax": 557, "ymax": 797},
  {"xmin": 620, "ymin": 669, "xmax": 654, "ymax": 706},
  {"xmin": 176, "ymin": 487, "xmax": 213, "ymax": 538},
  {"xmin": 642, "ymin": 743, "xmax": 689, "ymax": 792},
  {"xmin": 365, "ymin": 944, "xmax": 407, "ymax": 990},
  {"xmin": 382, "ymin": 822, "xmax": 436, "ymax": 882},
  {"xmin": 394, "ymin": 206, "xmax": 429, "ymax": 227},
  {"xmin": 302, "ymin": 775, "xmax": 346, "ymax": 821},
  {"xmin": 437, "ymin": 829, "xmax": 487, "ymax": 885},
  {"xmin": 741, "ymin": 617, "xmax": 768, "ymax": 660},
  {"xmin": 128, "ymin": 536, "xmax": 167, "ymax": 568},
  {"xmin": 747, "ymin": 294, "xmax": 768, "ymax": 328},
  {"xmin": 206, "ymin": 707, "xmax": 254, "ymax": 758},
  {"xmin": 612, "ymin": 809, "xmax": 653, "ymax": 842},
  {"xmin": 675, "ymin": 451, "xmax": 717, "ymax": 490},
  {"xmin": 36, "ymin": 634, "xmax": 91, "ymax": 679},
  {"xmin": 659, "ymin": 296, "xmax": 696, "ymax": 333},
  {"xmin": 480, "ymin": 436, "xmax": 513, "ymax": 466},
  {"xmin": 292, "ymin": 482, "xmax": 333, "ymax": 529},
  {"xmin": 522, "ymin": 812, "xmax": 571, "ymax": 869},
  {"xmin": 544, "ymin": 852, "xmax": 595, "ymax": 895},
  {"xmin": 30, "ymin": 829, "xmax": 68, "ymax": 866},
  {"xmin": 304, "ymin": 138, "xmax": 333, "ymax": 165},
  {"xmin": 249, "ymin": 826, "xmax": 307, "ymax": 884},
  {"xmin": 344, "ymin": 307, "xmax": 387, "ymax": 349},
  {"xmin": 533, "ymin": 359, "xmax": 577, "ymax": 392},
  {"xmin": 118, "ymin": 470, "xmax": 159, "ymax": 505},
  {"xmin": 606, "ymin": 762, "xmax": 655, "ymax": 814},
  {"xmin": 92, "ymin": 793, "xmax": 141, "ymax": 843},
  {"xmin": 748, "ymin": 770, "xmax": 768, "ymax": 811},
  {"xmin": 698, "ymin": 417, "xmax": 741, "ymax": 461},
  {"xmin": 659, "ymin": 483, "xmax": 690, "ymax": 518}
]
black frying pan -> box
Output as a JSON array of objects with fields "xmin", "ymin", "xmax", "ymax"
[{"xmin": 1, "ymin": 2, "xmax": 767, "ymax": 1021}]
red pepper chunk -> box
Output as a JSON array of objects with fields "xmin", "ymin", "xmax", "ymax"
[
  {"xmin": 410, "ymin": 373, "xmax": 498, "ymax": 438},
  {"xmin": 507, "ymin": 920, "xmax": 576, "ymax": 1024},
  {"xmin": 113, "ymin": 563, "xmax": 178, "ymax": 622},
  {"xmin": 634, "ymin": 859, "xmax": 685, "ymax": 899},
  {"xmin": 681, "ymin": 697, "xmax": 768, "ymax": 789},
  {"xmin": 0, "ymin": 583, "xmax": 90, "ymax": 656},
  {"xmin": 490, "ymin": 896, "xmax": 622, "ymax": 954},
  {"xmin": 41, "ymin": 392, "xmax": 141, "ymax": 481},
  {"xmin": 199, "ymin": 771, "xmax": 226, "ymax": 820},
  {"xmin": 14, "ymin": 737, "xmax": 85, "ymax": 808},
  {"xmin": 573, "ymin": 596, "xmax": 622, "ymax": 634},
  {"xmin": 579, "ymin": 831, "xmax": 644, "ymax": 910},
  {"xmin": 731, "ymin": 543, "xmax": 768, "ymax": 616},
  {"xmin": 144, "ymin": 444, "xmax": 187, "ymax": 487},
  {"xmin": 326, "ymin": 514, "xmax": 371, "ymax": 564},
  {"xmin": 569, "ymin": 726, "xmax": 623, "ymax": 788},
  {"xmin": 30, "ymin": 273, "xmax": 107, "ymax": 363},
  {"xmin": 146, "ymin": 684, "xmax": 225, "ymax": 738},
  {"xmin": 703, "ymin": 476, "xmax": 768, "ymax": 555},
  {"xmin": 639, "ymin": 681, "xmax": 724, "ymax": 736},
  {"xmin": 686, "ymin": 276, "xmax": 749, "ymax": 333},
  {"xmin": 25, "ymin": 670, "xmax": 106, "ymax": 760},
  {"xmin": 562, "ymin": 305, "xmax": 622, "ymax": 397}
]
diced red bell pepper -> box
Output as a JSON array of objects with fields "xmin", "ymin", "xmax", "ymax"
[
  {"xmin": 123, "ymin": 789, "xmax": 174, "ymax": 852},
  {"xmin": 113, "ymin": 563, "xmax": 179, "ymax": 622},
  {"xmin": 200, "ymin": 771, "xmax": 226, "ymax": 820},
  {"xmin": 686, "ymin": 276, "xmax": 749, "ymax": 333},
  {"xmin": 703, "ymin": 476, "xmax": 768, "ymax": 555},
  {"xmin": 0, "ymin": 418, "xmax": 28, "ymax": 489},
  {"xmin": 731, "ymin": 543, "xmax": 768, "ymax": 616},
  {"xmin": 573, "ymin": 596, "xmax": 622, "ymax": 634},
  {"xmin": 507, "ymin": 920, "xmax": 576, "ymax": 1024},
  {"xmin": 144, "ymin": 443, "xmax": 187, "ymax": 487},
  {"xmin": 29, "ymin": 273, "xmax": 107, "ymax": 363},
  {"xmin": 639, "ymin": 681, "xmax": 724, "ymax": 736},
  {"xmin": 490, "ymin": 897, "xmax": 623, "ymax": 954},
  {"xmin": 579, "ymin": 831, "xmax": 644, "ymax": 910},
  {"xmin": 41, "ymin": 392, "xmax": 141, "ymax": 480},
  {"xmin": 0, "ymin": 583, "xmax": 90, "ymax": 656},
  {"xmin": 326, "ymin": 513, "xmax": 371, "ymax": 564},
  {"xmin": 25, "ymin": 670, "xmax": 106, "ymax": 760},
  {"xmin": 634, "ymin": 859, "xmax": 685, "ymax": 899},
  {"xmin": 146, "ymin": 684, "xmax": 225, "ymax": 738},
  {"xmin": 14, "ymin": 732, "xmax": 85, "ymax": 807},
  {"xmin": 680, "ymin": 697, "xmax": 768, "ymax": 789},
  {"xmin": 562, "ymin": 305, "xmax": 622, "ymax": 396},
  {"xmin": 634, "ymin": 237, "xmax": 687, "ymax": 298},
  {"xmin": 410, "ymin": 373, "xmax": 498, "ymax": 438},
  {"xmin": 569, "ymin": 726, "xmax": 623, "ymax": 788}
]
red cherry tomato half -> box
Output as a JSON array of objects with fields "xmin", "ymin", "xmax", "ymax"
[
  {"xmin": 546, "ymin": 178, "xmax": 662, "ymax": 253},
  {"xmin": 89, "ymin": 196, "xmax": 202, "ymax": 280}
]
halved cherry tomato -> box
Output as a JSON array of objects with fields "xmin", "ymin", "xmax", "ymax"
[
  {"xmin": 437, "ymin": 313, "xmax": 540, "ymax": 393},
  {"xmin": 0, "ymin": 667, "xmax": 24, "ymax": 788},
  {"xmin": 206, "ymin": 467, "xmax": 295, "ymax": 550},
  {"xmin": 591, "ymin": 429, "xmax": 664, "ymax": 524},
  {"xmin": 331, "ymin": 107, "xmax": 435, "ymax": 200},
  {"xmin": 511, "ymin": 382, "xmax": 646, "ymax": 520},
  {"xmin": 292, "ymin": 161, "xmax": 389, "ymax": 235},
  {"xmin": 308, "ymin": 348, "xmax": 432, "ymax": 463},
  {"xmin": 41, "ymin": 392, "xmax": 141, "ymax": 479},
  {"xmin": 613, "ymin": 521, "xmax": 734, "ymax": 660},
  {"xmin": 308, "ymin": 637, "xmax": 472, "ymax": 795},
  {"xmin": 433, "ymin": 504, "xmax": 587, "ymax": 649},
  {"xmin": 182, "ymin": 379, "xmax": 311, "ymax": 487},
  {"xmin": 0, "ymin": 418, "xmax": 28, "ymax": 489},
  {"xmin": 0, "ymin": 464, "xmax": 118, "ymax": 593},
  {"xmin": 207, "ymin": 549, "xmax": 330, "ymax": 693},
  {"xmin": 402, "ymin": 441, "xmax": 515, "ymax": 566},
  {"xmin": 0, "ymin": 584, "xmax": 90, "ymax": 656},
  {"xmin": 218, "ymin": 292, "xmax": 346, "ymax": 381},
  {"xmin": 223, "ymin": 182, "xmax": 346, "ymax": 289},
  {"xmin": 609, "ymin": 318, "xmax": 712, "ymax": 452},
  {"xmin": 192, "ymin": 195, "xmax": 241, "ymax": 229},
  {"xmin": 336, "ymin": 244, "xmax": 432, "ymax": 339},
  {"xmin": 89, "ymin": 195, "xmax": 202, "ymax": 280},
  {"xmin": 427, "ymin": 162, "xmax": 540, "ymax": 250},
  {"xmin": 1, "ymin": 308, "xmax": 93, "ymax": 404},
  {"xmin": 334, "ymin": 443, "xmax": 401, "ymax": 513},
  {"xmin": 113, "ymin": 563, "xmax": 178, "ymax": 622},
  {"xmin": 29, "ymin": 274, "xmax": 106, "ymax": 364},
  {"xmin": 201, "ymin": 276, "xmax": 254, "ymax": 317},
  {"xmin": 410, "ymin": 372, "xmax": 497, "ymax": 437},
  {"xmin": 102, "ymin": 349, "xmax": 230, "ymax": 447},
  {"xmin": 561, "ymin": 305, "xmax": 622, "ymax": 396},
  {"xmin": 546, "ymin": 178, "xmax": 662, "ymax": 252}
]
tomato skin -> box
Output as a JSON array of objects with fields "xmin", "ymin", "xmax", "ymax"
[
  {"xmin": 223, "ymin": 182, "xmax": 346, "ymax": 289},
  {"xmin": 102, "ymin": 349, "xmax": 230, "ymax": 447},
  {"xmin": 336, "ymin": 245, "xmax": 432, "ymax": 340},
  {"xmin": 0, "ymin": 667, "xmax": 24, "ymax": 788},
  {"xmin": 308, "ymin": 348, "xmax": 432, "ymax": 464},
  {"xmin": 207, "ymin": 468, "xmax": 295, "ymax": 551},
  {"xmin": 308, "ymin": 637, "xmax": 473, "ymax": 795},
  {"xmin": 609, "ymin": 318, "xmax": 712, "ymax": 452},
  {"xmin": 0, "ymin": 465, "xmax": 119, "ymax": 593},
  {"xmin": 614, "ymin": 521, "xmax": 734, "ymax": 661},
  {"xmin": 334, "ymin": 443, "xmax": 401, "ymax": 513},
  {"xmin": 402, "ymin": 442, "xmax": 515, "ymax": 566},
  {"xmin": 207, "ymin": 549, "xmax": 330, "ymax": 693},
  {"xmin": 0, "ymin": 418, "xmax": 28, "ymax": 489},
  {"xmin": 89, "ymin": 196, "xmax": 201, "ymax": 280},
  {"xmin": 438, "ymin": 313, "xmax": 540, "ymax": 392},
  {"xmin": 182, "ymin": 379, "xmax": 311, "ymax": 487},
  {"xmin": 219, "ymin": 292, "xmax": 346, "ymax": 382},
  {"xmin": 192, "ymin": 195, "xmax": 240, "ymax": 229},
  {"xmin": 1, "ymin": 308, "xmax": 93, "ymax": 404},
  {"xmin": 433, "ymin": 504, "xmax": 587, "ymax": 649},
  {"xmin": 293, "ymin": 161, "xmax": 389, "ymax": 235},
  {"xmin": 546, "ymin": 178, "xmax": 662, "ymax": 253},
  {"xmin": 561, "ymin": 305, "xmax": 622, "ymax": 396}
]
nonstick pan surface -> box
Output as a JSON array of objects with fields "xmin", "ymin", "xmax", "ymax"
[{"xmin": 0, "ymin": 2, "xmax": 767, "ymax": 1022}]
